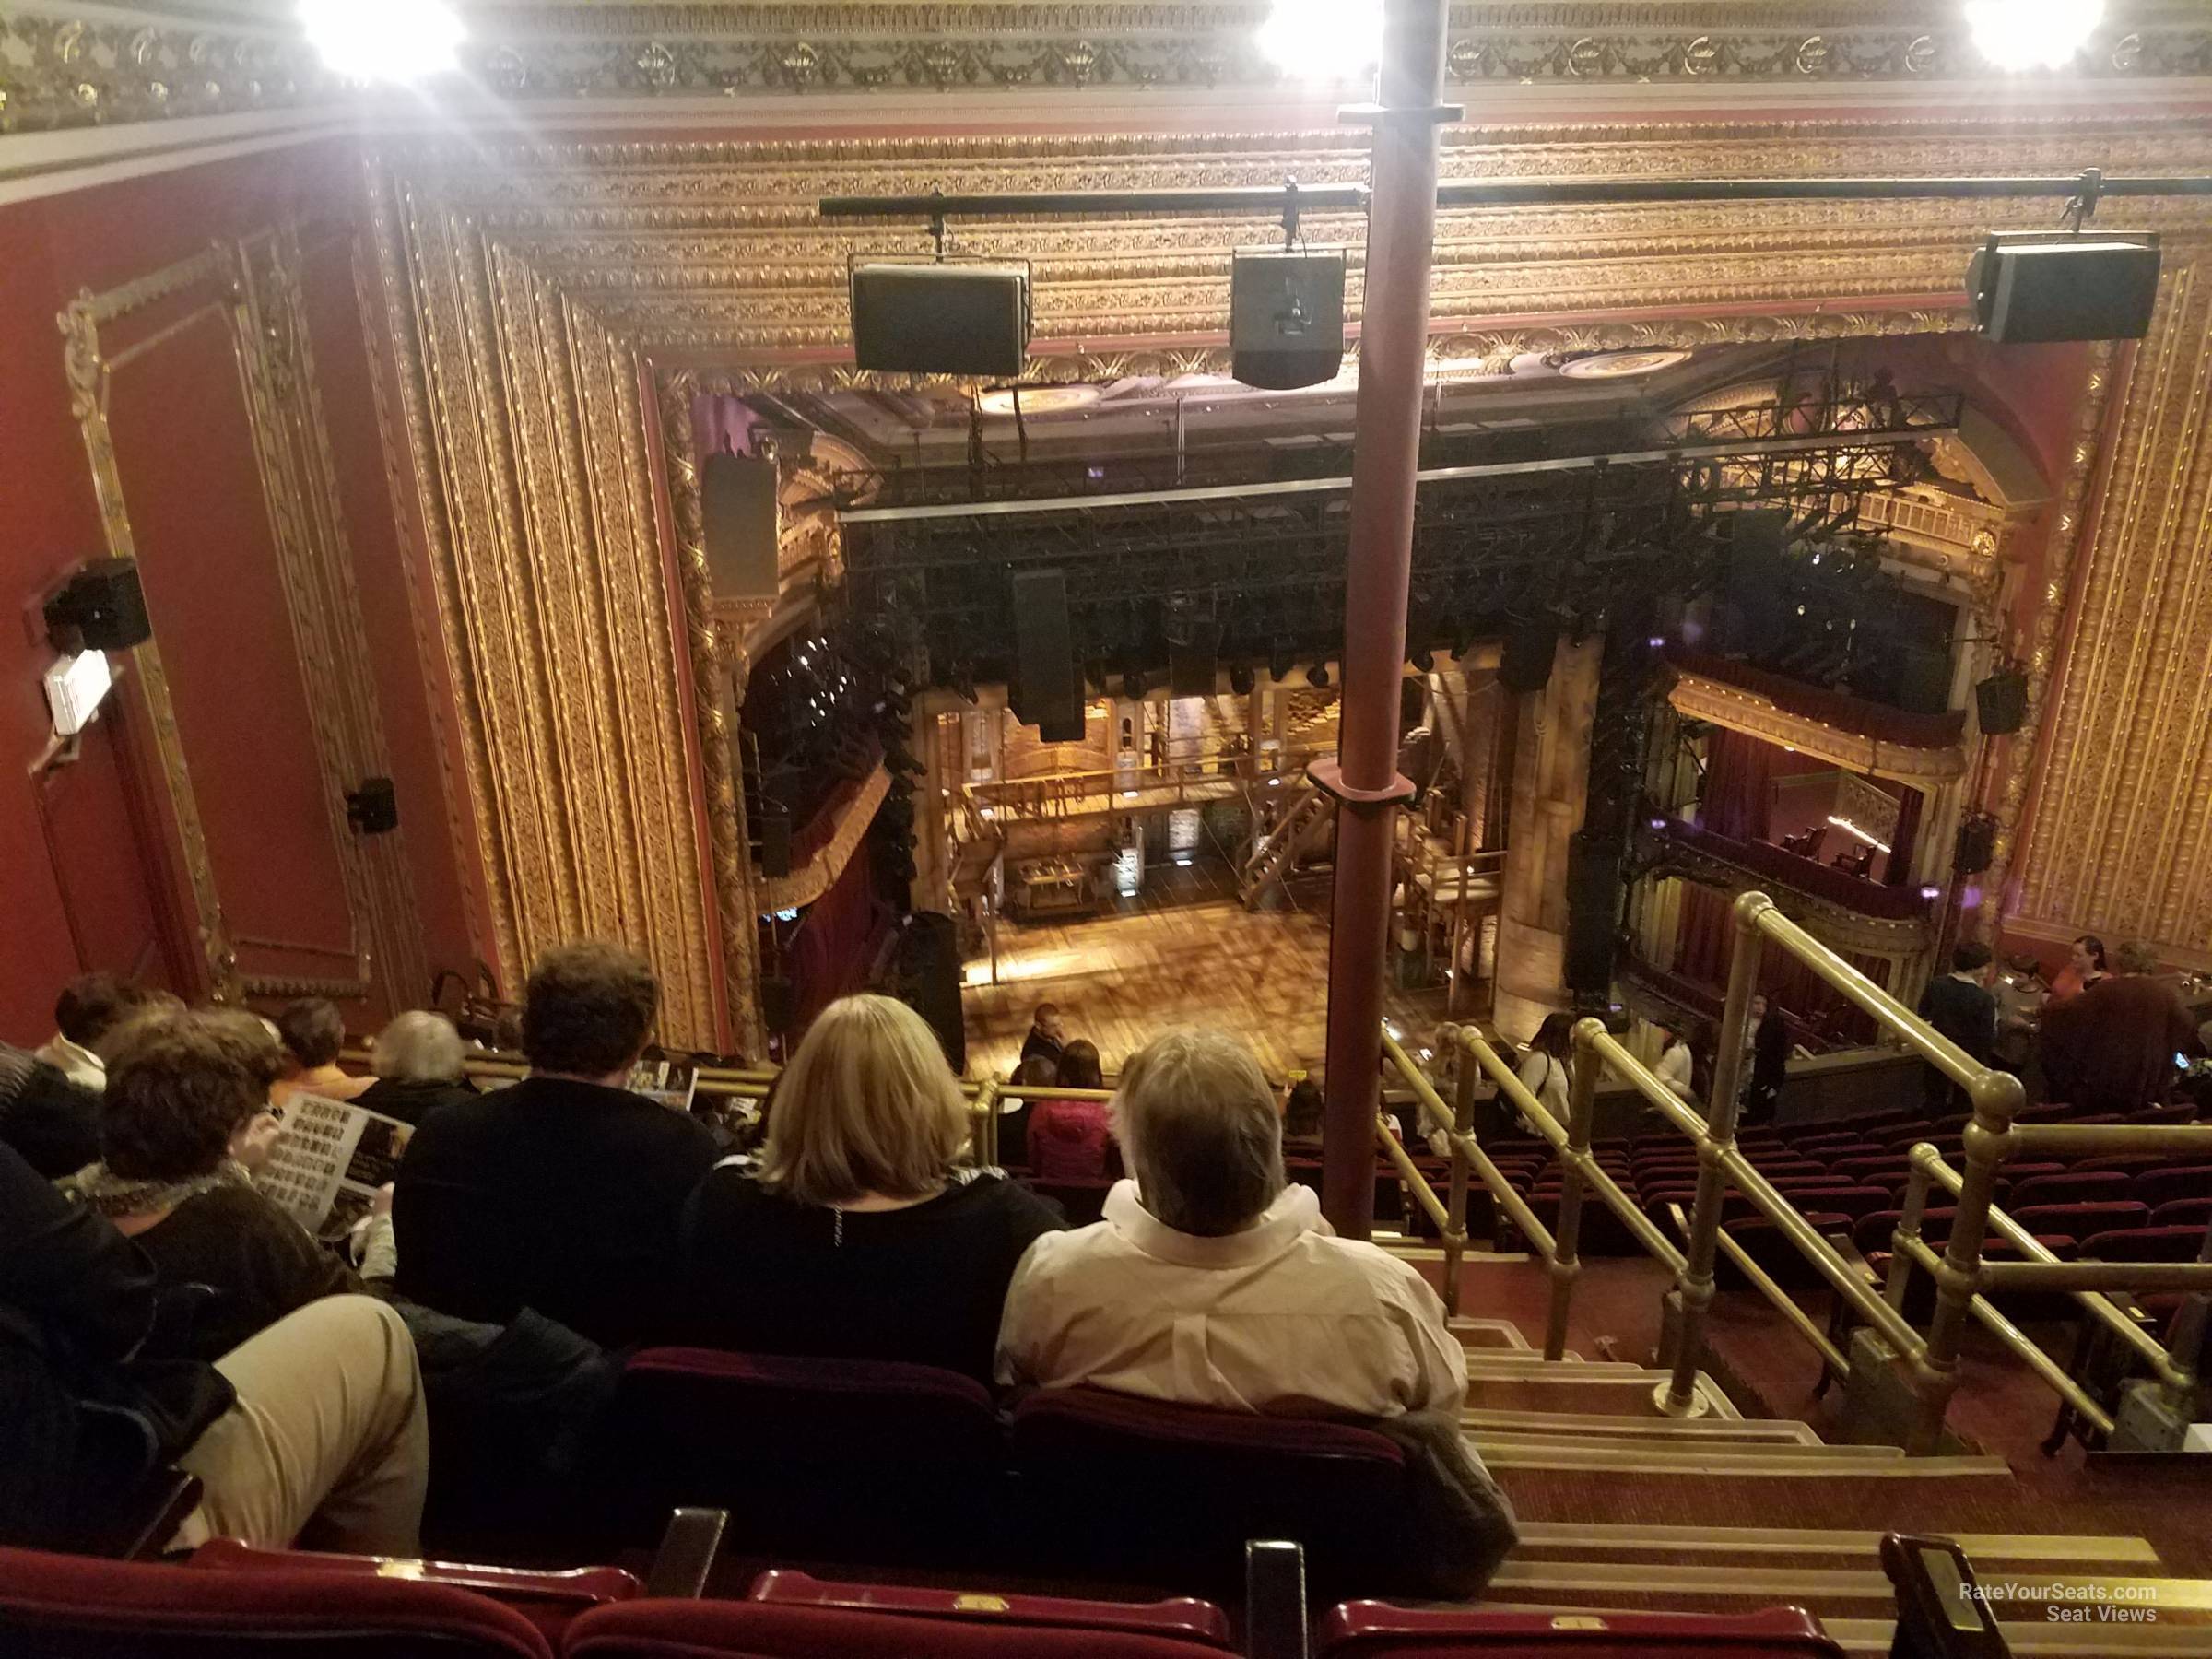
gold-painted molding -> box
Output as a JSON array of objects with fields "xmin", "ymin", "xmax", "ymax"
[
  {"xmin": 57, "ymin": 228, "xmax": 426, "ymax": 1011},
  {"xmin": 0, "ymin": 7, "xmax": 335, "ymax": 134},
  {"xmin": 1668, "ymin": 674, "xmax": 1969, "ymax": 786}
]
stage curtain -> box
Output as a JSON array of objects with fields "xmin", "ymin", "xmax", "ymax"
[
  {"xmin": 1885, "ymin": 783, "xmax": 1924, "ymax": 886},
  {"xmin": 1667, "ymin": 879, "xmax": 1888, "ymax": 1046},
  {"xmin": 1674, "ymin": 882, "xmax": 1735, "ymax": 986},
  {"xmin": 786, "ymin": 849, "xmax": 888, "ymax": 1036},
  {"xmin": 1700, "ymin": 727, "xmax": 1776, "ymax": 842}
]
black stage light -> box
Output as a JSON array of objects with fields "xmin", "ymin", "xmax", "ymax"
[
  {"xmin": 1122, "ymin": 669, "xmax": 1147, "ymax": 701},
  {"xmin": 1306, "ymin": 663, "xmax": 1331, "ymax": 688},
  {"xmin": 1228, "ymin": 662, "xmax": 1257, "ymax": 696},
  {"xmin": 952, "ymin": 663, "xmax": 979, "ymax": 704},
  {"xmin": 1409, "ymin": 645, "xmax": 1435, "ymax": 674},
  {"xmin": 1269, "ymin": 641, "xmax": 1297, "ymax": 683}
]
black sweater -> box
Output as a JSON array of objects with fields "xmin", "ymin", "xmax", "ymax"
[
  {"xmin": 394, "ymin": 1075, "xmax": 720, "ymax": 1347},
  {"xmin": 679, "ymin": 1168, "xmax": 1063, "ymax": 1382},
  {"xmin": 129, "ymin": 1184, "xmax": 362, "ymax": 1363}
]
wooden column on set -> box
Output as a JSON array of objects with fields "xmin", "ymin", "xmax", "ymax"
[{"xmin": 1492, "ymin": 636, "xmax": 1601, "ymax": 1041}]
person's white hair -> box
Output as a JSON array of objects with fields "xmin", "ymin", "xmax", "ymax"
[
  {"xmin": 1111, "ymin": 1029, "xmax": 1284, "ymax": 1237},
  {"xmin": 371, "ymin": 1010, "xmax": 466, "ymax": 1085}
]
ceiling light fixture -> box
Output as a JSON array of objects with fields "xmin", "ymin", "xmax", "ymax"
[
  {"xmin": 1965, "ymin": 0, "xmax": 2104, "ymax": 72},
  {"xmin": 1258, "ymin": 0, "xmax": 1382, "ymax": 82},
  {"xmin": 300, "ymin": 0, "xmax": 465, "ymax": 82}
]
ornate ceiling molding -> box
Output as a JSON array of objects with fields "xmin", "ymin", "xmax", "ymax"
[{"xmin": 9, "ymin": 2, "xmax": 2212, "ymax": 145}]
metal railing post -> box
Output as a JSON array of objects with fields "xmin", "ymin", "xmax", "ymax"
[
  {"xmin": 1887, "ymin": 1159, "xmax": 1933, "ymax": 1312},
  {"xmin": 973, "ymin": 1077, "xmax": 1001, "ymax": 1168},
  {"xmin": 1441, "ymin": 1031, "xmax": 1477, "ymax": 1319},
  {"xmin": 2163, "ymin": 1214, "xmax": 2212, "ymax": 1418},
  {"xmin": 1909, "ymin": 1065, "xmax": 2023, "ymax": 1454},
  {"xmin": 1666, "ymin": 890, "xmax": 1768, "ymax": 1416},
  {"xmin": 1544, "ymin": 1018, "xmax": 1604, "ymax": 1359}
]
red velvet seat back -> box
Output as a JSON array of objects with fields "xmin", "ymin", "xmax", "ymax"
[
  {"xmin": 566, "ymin": 1597, "xmax": 1229, "ymax": 1658},
  {"xmin": 589, "ymin": 1349, "xmax": 1006, "ymax": 1564},
  {"xmin": 2083, "ymin": 1224, "xmax": 2210, "ymax": 1262},
  {"xmin": 0, "ymin": 1546, "xmax": 552, "ymax": 1659},
  {"xmin": 746, "ymin": 1569, "xmax": 1230, "ymax": 1646},
  {"xmin": 1006, "ymin": 1388, "xmax": 1414, "ymax": 1594},
  {"xmin": 2134, "ymin": 1165, "xmax": 2212, "ymax": 1212},
  {"xmin": 2009, "ymin": 1171, "xmax": 2132, "ymax": 1209},
  {"xmin": 1316, "ymin": 1600, "xmax": 1846, "ymax": 1657}
]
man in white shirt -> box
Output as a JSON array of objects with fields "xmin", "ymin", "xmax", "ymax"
[
  {"xmin": 33, "ymin": 971, "xmax": 150, "ymax": 1091},
  {"xmin": 996, "ymin": 1028, "xmax": 1467, "ymax": 1419}
]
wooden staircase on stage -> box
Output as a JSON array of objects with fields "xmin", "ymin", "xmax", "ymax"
[
  {"xmin": 1435, "ymin": 1312, "xmax": 2212, "ymax": 1655},
  {"xmin": 1239, "ymin": 779, "xmax": 1333, "ymax": 907}
]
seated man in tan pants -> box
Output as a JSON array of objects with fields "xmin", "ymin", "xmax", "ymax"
[{"xmin": 0, "ymin": 1139, "xmax": 427, "ymax": 1554}]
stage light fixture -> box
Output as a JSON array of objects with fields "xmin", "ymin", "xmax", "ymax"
[
  {"xmin": 1306, "ymin": 663, "xmax": 1331, "ymax": 688},
  {"xmin": 1122, "ymin": 670, "xmax": 1147, "ymax": 701},
  {"xmin": 300, "ymin": 0, "xmax": 465, "ymax": 81},
  {"xmin": 1967, "ymin": 0, "xmax": 2103, "ymax": 72},
  {"xmin": 1409, "ymin": 646, "xmax": 1434, "ymax": 674},
  {"xmin": 1229, "ymin": 662, "xmax": 1257, "ymax": 696},
  {"xmin": 1258, "ymin": 0, "xmax": 1382, "ymax": 81},
  {"xmin": 1269, "ymin": 641, "xmax": 1297, "ymax": 683}
]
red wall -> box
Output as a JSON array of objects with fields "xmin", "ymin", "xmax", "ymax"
[{"xmin": 0, "ymin": 140, "xmax": 477, "ymax": 1042}]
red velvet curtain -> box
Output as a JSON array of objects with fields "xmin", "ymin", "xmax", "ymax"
[
  {"xmin": 785, "ymin": 852, "xmax": 889, "ymax": 1037},
  {"xmin": 1670, "ymin": 880, "xmax": 1890, "ymax": 1046},
  {"xmin": 1885, "ymin": 783, "xmax": 1924, "ymax": 886},
  {"xmin": 1700, "ymin": 728, "xmax": 1776, "ymax": 842}
]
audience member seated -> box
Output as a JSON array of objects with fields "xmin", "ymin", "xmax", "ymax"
[
  {"xmin": 395, "ymin": 942, "xmax": 719, "ymax": 1347},
  {"xmin": 35, "ymin": 972, "xmax": 159, "ymax": 1090},
  {"xmin": 1028, "ymin": 1041, "xmax": 1113, "ymax": 1182},
  {"xmin": 1002, "ymin": 1055, "xmax": 1055, "ymax": 1169},
  {"xmin": 1020, "ymin": 1002, "xmax": 1067, "ymax": 1071},
  {"xmin": 2042, "ymin": 940, "xmax": 2198, "ymax": 1116},
  {"xmin": 997, "ymin": 1028, "xmax": 1467, "ymax": 1418},
  {"xmin": 1518, "ymin": 1012, "xmax": 1573, "ymax": 1124},
  {"xmin": 2049, "ymin": 934, "xmax": 2108, "ymax": 1005},
  {"xmin": 681, "ymin": 994, "xmax": 1063, "ymax": 1382},
  {"xmin": 1282, "ymin": 1077, "xmax": 1325, "ymax": 1153},
  {"xmin": 269, "ymin": 998, "xmax": 373, "ymax": 1109},
  {"xmin": 1, "ymin": 1140, "xmax": 426, "ymax": 1554},
  {"xmin": 1653, "ymin": 1022, "xmax": 1695, "ymax": 1101},
  {"xmin": 0, "ymin": 1041, "xmax": 104, "ymax": 1180},
  {"xmin": 1918, "ymin": 942, "xmax": 1997, "ymax": 1114},
  {"xmin": 56, "ymin": 1010, "xmax": 366, "ymax": 1363},
  {"xmin": 358, "ymin": 1011, "xmax": 479, "ymax": 1126}
]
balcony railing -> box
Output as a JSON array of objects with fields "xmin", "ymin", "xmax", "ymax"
[{"xmin": 1641, "ymin": 815, "xmax": 1933, "ymax": 924}]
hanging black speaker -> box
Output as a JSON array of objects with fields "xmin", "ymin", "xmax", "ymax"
[
  {"xmin": 1954, "ymin": 812, "xmax": 1997, "ymax": 877},
  {"xmin": 44, "ymin": 558, "xmax": 151, "ymax": 653},
  {"xmin": 1975, "ymin": 667, "xmax": 2029, "ymax": 735},
  {"xmin": 1499, "ymin": 620, "xmax": 1559, "ymax": 695},
  {"xmin": 345, "ymin": 778, "xmax": 398, "ymax": 836},
  {"xmin": 1230, "ymin": 250, "xmax": 1347, "ymax": 391}
]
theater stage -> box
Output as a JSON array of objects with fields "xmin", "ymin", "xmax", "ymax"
[{"xmin": 961, "ymin": 861, "xmax": 1454, "ymax": 1082}]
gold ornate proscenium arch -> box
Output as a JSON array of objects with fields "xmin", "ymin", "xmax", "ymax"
[
  {"xmin": 57, "ymin": 225, "xmax": 429, "ymax": 1011},
  {"xmin": 361, "ymin": 114, "xmax": 2212, "ymax": 1044}
]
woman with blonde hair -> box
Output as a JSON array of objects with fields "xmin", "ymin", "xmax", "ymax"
[{"xmin": 679, "ymin": 994, "xmax": 1062, "ymax": 1380}]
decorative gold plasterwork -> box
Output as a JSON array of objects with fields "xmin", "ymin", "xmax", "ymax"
[
  {"xmin": 57, "ymin": 229, "xmax": 429, "ymax": 1012},
  {"xmin": 361, "ymin": 112, "xmax": 2212, "ymax": 1041},
  {"xmin": 0, "ymin": 7, "xmax": 335, "ymax": 134},
  {"xmin": 1668, "ymin": 674, "xmax": 1969, "ymax": 786},
  {"xmin": 1641, "ymin": 838, "xmax": 1933, "ymax": 960}
]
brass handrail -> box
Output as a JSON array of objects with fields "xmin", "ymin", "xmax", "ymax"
[
  {"xmin": 1377, "ymin": 1030, "xmax": 1558, "ymax": 1335},
  {"xmin": 1375, "ymin": 1114, "xmax": 1455, "ymax": 1238},
  {"xmin": 1667, "ymin": 1201, "xmax": 1849, "ymax": 1379}
]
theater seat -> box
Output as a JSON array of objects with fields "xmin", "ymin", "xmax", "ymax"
[
  {"xmin": 0, "ymin": 1545, "xmax": 553, "ymax": 1657},
  {"xmin": 566, "ymin": 1595, "xmax": 1229, "ymax": 1658},
  {"xmin": 1315, "ymin": 1601, "xmax": 1845, "ymax": 1656},
  {"xmin": 2133, "ymin": 1165, "xmax": 2212, "ymax": 1212},
  {"xmin": 592, "ymin": 1349, "xmax": 1006, "ymax": 1561},
  {"xmin": 2007, "ymin": 1201, "xmax": 2151, "ymax": 1250},
  {"xmin": 1007, "ymin": 1387, "xmax": 1418, "ymax": 1594},
  {"xmin": 2010, "ymin": 1171, "xmax": 2131, "ymax": 1209},
  {"xmin": 2152, "ymin": 1196, "xmax": 2212, "ymax": 1230},
  {"xmin": 2082, "ymin": 1224, "xmax": 2208, "ymax": 1263}
]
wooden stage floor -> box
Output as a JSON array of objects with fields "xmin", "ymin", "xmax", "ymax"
[{"xmin": 962, "ymin": 860, "xmax": 1455, "ymax": 1082}]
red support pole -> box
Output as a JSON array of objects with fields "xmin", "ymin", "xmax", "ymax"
[{"xmin": 1316, "ymin": 0, "xmax": 1454, "ymax": 1239}]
